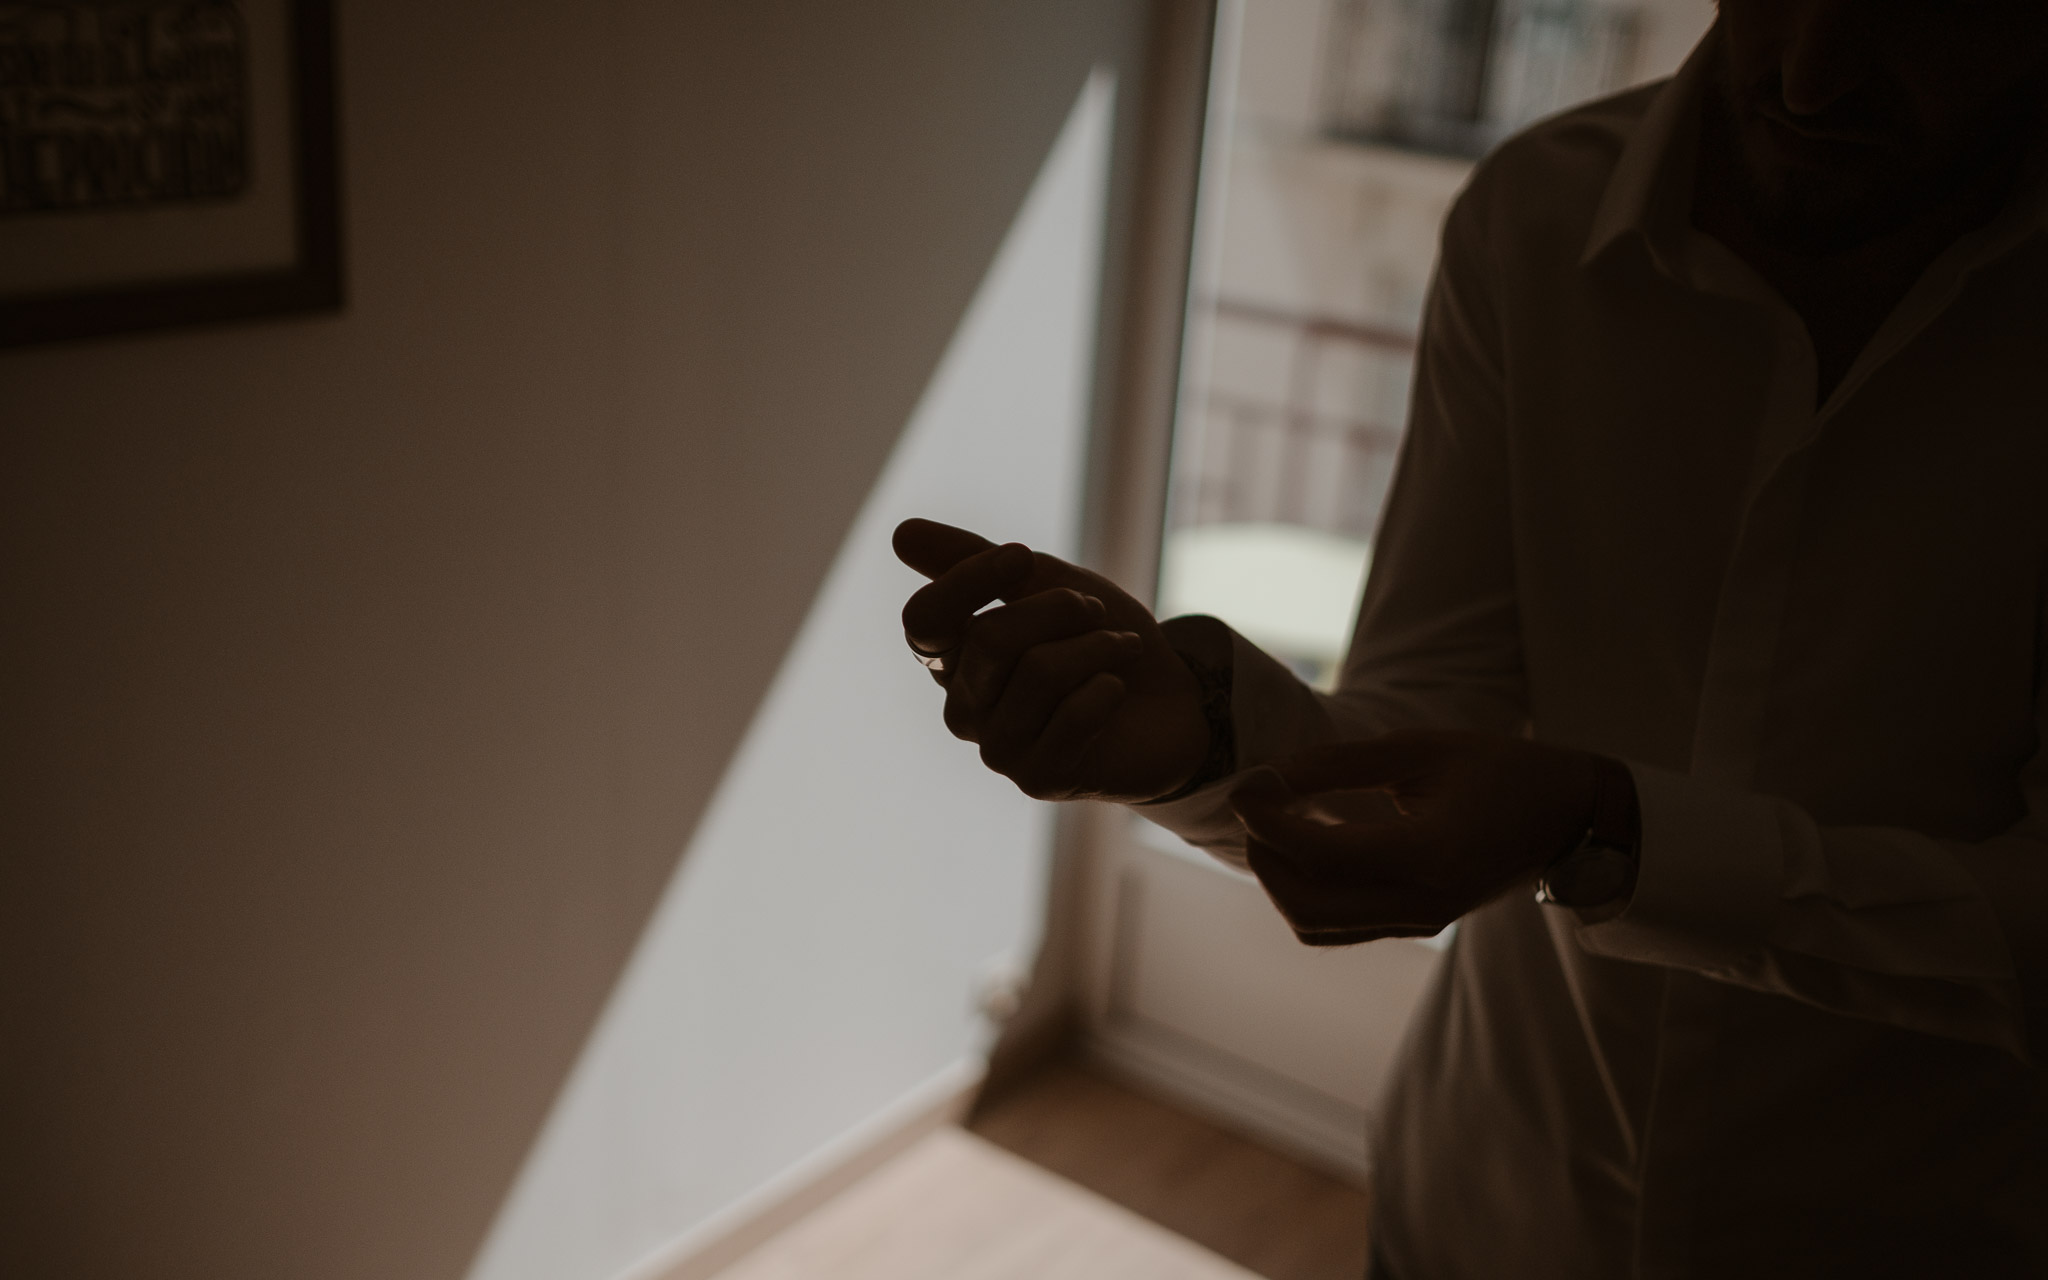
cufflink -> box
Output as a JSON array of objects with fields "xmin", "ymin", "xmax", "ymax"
[
  {"xmin": 1536, "ymin": 756, "xmax": 1639, "ymax": 911},
  {"xmin": 1535, "ymin": 832, "xmax": 1637, "ymax": 909}
]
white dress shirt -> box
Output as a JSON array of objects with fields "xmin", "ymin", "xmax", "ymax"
[{"xmin": 1141, "ymin": 40, "xmax": 2048, "ymax": 1279}]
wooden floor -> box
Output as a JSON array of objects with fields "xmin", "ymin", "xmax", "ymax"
[
  {"xmin": 714, "ymin": 1126, "xmax": 1258, "ymax": 1280},
  {"xmin": 969, "ymin": 1058, "xmax": 1374, "ymax": 1280}
]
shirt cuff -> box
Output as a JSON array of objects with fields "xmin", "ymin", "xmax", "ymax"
[
  {"xmin": 1225, "ymin": 627, "xmax": 1334, "ymax": 771},
  {"xmin": 1134, "ymin": 616, "xmax": 1334, "ymax": 870},
  {"xmin": 1574, "ymin": 760, "xmax": 1784, "ymax": 972}
]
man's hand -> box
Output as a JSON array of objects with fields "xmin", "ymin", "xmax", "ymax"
[
  {"xmin": 894, "ymin": 518, "xmax": 1209, "ymax": 803},
  {"xmin": 1227, "ymin": 730, "xmax": 1607, "ymax": 945}
]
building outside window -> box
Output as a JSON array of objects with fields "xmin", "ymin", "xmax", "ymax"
[{"xmin": 1156, "ymin": 0, "xmax": 1705, "ymax": 687}]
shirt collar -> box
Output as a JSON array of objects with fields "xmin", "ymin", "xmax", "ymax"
[
  {"xmin": 1579, "ymin": 35, "xmax": 1716, "ymax": 271},
  {"xmin": 1966, "ymin": 124, "xmax": 2048, "ymax": 264}
]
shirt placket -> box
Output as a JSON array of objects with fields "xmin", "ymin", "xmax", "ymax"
[
  {"xmin": 1629, "ymin": 217, "xmax": 2030, "ymax": 1275},
  {"xmin": 1633, "ymin": 282, "xmax": 1819, "ymax": 1279},
  {"xmin": 1686, "ymin": 305, "xmax": 1817, "ymax": 791}
]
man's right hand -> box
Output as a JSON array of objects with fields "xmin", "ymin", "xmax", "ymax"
[{"xmin": 894, "ymin": 518, "xmax": 1211, "ymax": 804}]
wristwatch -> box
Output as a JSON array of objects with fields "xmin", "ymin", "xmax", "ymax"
[{"xmin": 1535, "ymin": 757, "xmax": 1640, "ymax": 911}]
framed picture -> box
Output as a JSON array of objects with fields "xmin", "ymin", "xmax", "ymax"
[{"xmin": 0, "ymin": 0, "xmax": 341, "ymax": 347}]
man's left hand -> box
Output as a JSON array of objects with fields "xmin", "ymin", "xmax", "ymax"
[{"xmin": 1227, "ymin": 730, "xmax": 1610, "ymax": 946}]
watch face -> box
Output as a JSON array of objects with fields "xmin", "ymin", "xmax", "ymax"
[{"xmin": 1541, "ymin": 841, "xmax": 1635, "ymax": 909}]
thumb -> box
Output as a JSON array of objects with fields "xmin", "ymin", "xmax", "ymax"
[{"xmin": 893, "ymin": 518, "xmax": 999, "ymax": 580}]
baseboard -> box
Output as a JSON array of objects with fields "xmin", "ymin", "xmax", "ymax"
[
  {"xmin": 1084, "ymin": 1021, "xmax": 1374, "ymax": 1188},
  {"xmin": 617, "ymin": 1057, "xmax": 984, "ymax": 1280}
]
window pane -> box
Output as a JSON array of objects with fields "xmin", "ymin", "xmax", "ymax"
[{"xmin": 1158, "ymin": 0, "xmax": 1709, "ymax": 688}]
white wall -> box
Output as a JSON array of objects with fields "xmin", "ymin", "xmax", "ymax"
[
  {"xmin": 0, "ymin": 6, "xmax": 1141, "ymax": 1279},
  {"xmin": 467, "ymin": 75, "xmax": 1115, "ymax": 1280}
]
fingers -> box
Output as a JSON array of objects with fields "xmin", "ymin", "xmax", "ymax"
[
  {"xmin": 1230, "ymin": 771, "xmax": 1433, "ymax": 882},
  {"xmin": 893, "ymin": 518, "xmax": 998, "ymax": 580},
  {"xmin": 1229, "ymin": 772, "xmax": 1374, "ymax": 860},
  {"xmin": 1016, "ymin": 672, "xmax": 1128, "ymax": 793},
  {"xmin": 1245, "ymin": 839, "xmax": 1452, "ymax": 943},
  {"xmin": 1237, "ymin": 803, "xmax": 1389, "ymax": 862},
  {"xmin": 971, "ymin": 628, "xmax": 1142, "ymax": 760},
  {"xmin": 901, "ymin": 541, "xmax": 1033, "ymax": 656},
  {"xmin": 1264, "ymin": 731, "xmax": 1472, "ymax": 795},
  {"xmin": 949, "ymin": 588, "xmax": 1108, "ymax": 707},
  {"xmin": 1298, "ymin": 787, "xmax": 1408, "ymax": 826}
]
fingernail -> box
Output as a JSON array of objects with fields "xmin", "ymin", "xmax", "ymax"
[
  {"xmin": 1113, "ymin": 630, "xmax": 1141, "ymax": 643},
  {"xmin": 997, "ymin": 543, "xmax": 1033, "ymax": 572},
  {"xmin": 1083, "ymin": 595, "xmax": 1107, "ymax": 616}
]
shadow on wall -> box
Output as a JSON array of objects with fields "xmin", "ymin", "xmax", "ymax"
[{"xmin": 465, "ymin": 70, "xmax": 1118, "ymax": 1280}]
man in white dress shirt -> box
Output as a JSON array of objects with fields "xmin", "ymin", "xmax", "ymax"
[{"xmin": 896, "ymin": 2, "xmax": 2048, "ymax": 1274}]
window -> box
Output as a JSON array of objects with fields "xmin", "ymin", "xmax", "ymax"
[{"xmin": 1155, "ymin": 0, "xmax": 1701, "ymax": 687}]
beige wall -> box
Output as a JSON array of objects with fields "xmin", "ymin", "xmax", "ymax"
[{"xmin": 0, "ymin": 3, "xmax": 1141, "ymax": 1278}]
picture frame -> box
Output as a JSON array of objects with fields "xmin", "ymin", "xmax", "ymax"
[{"xmin": 0, "ymin": 0, "xmax": 341, "ymax": 347}]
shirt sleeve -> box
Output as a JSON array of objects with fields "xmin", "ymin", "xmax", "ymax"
[
  {"xmin": 1136, "ymin": 183, "xmax": 1530, "ymax": 869},
  {"xmin": 1579, "ymin": 669, "xmax": 2048, "ymax": 1062},
  {"xmin": 1140, "ymin": 171, "xmax": 2048, "ymax": 1066}
]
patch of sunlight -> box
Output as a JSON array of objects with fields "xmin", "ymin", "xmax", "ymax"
[{"xmin": 1158, "ymin": 522, "xmax": 1370, "ymax": 686}]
